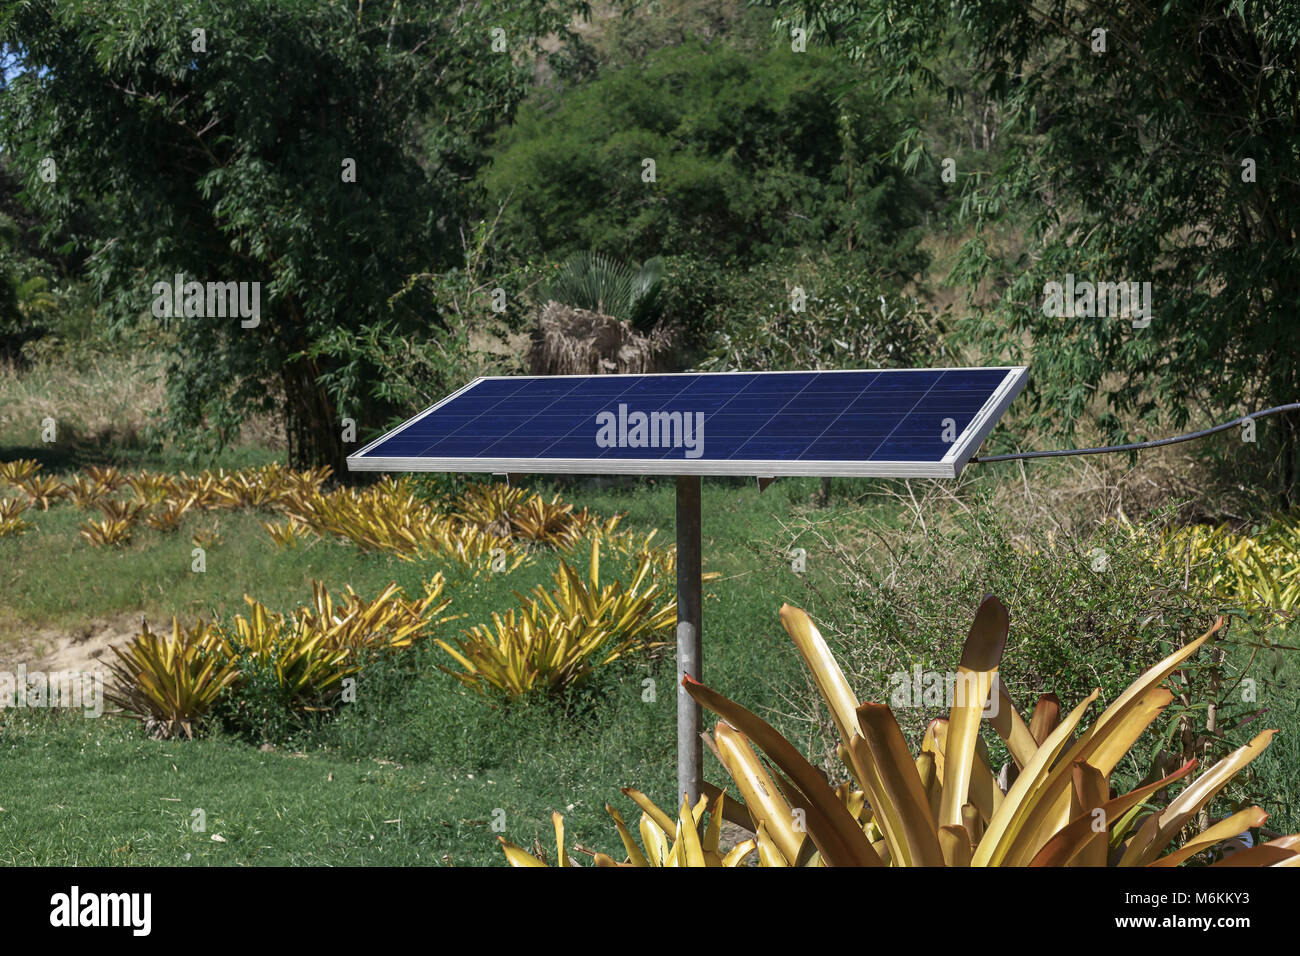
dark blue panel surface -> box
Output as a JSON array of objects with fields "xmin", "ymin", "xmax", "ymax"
[{"xmin": 353, "ymin": 368, "xmax": 1016, "ymax": 467}]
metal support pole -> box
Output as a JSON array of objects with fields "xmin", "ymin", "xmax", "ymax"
[{"xmin": 675, "ymin": 475, "xmax": 703, "ymax": 807}]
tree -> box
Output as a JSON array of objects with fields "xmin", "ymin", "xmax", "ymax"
[
  {"xmin": 773, "ymin": 0, "xmax": 1300, "ymax": 500},
  {"xmin": 482, "ymin": 39, "xmax": 933, "ymax": 277},
  {"xmin": 0, "ymin": 0, "xmax": 587, "ymax": 469},
  {"xmin": 0, "ymin": 156, "xmax": 69, "ymax": 359}
]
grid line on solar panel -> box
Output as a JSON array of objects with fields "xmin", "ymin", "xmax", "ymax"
[
  {"xmin": 588, "ymin": 374, "xmax": 699, "ymax": 462},
  {"xmin": 478, "ymin": 375, "xmax": 611, "ymax": 459},
  {"xmin": 863, "ymin": 372, "xmax": 942, "ymax": 461},
  {"xmin": 792, "ymin": 371, "xmax": 880, "ymax": 459},
  {"xmin": 729, "ymin": 373, "xmax": 821, "ymax": 460}
]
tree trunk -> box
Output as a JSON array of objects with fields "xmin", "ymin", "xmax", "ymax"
[
  {"xmin": 280, "ymin": 354, "xmax": 336, "ymax": 471},
  {"xmin": 280, "ymin": 352, "xmax": 343, "ymax": 473},
  {"xmin": 275, "ymin": 295, "xmax": 344, "ymax": 476},
  {"xmin": 273, "ymin": 296, "xmax": 345, "ymax": 474}
]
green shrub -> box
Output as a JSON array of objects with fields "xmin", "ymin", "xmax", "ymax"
[
  {"xmin": 693, "ymin": 253, "xmax": 945, "ymax": 373},
  {"xmin": 206, "ymin": 653, "xmax": 330, "ymax": 748},
  {"xmin": 779, "ymin": 499, "xmax": 1238, "ymax": 789},
  {"xmin": 483, "ymin": 41, "xmax": 932, "ymax": 273}
]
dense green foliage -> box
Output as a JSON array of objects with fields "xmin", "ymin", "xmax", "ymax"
[
  {"xmin": 694, "ymin": 253, "xmax": 943, "ymax": 372},
  {"xmin": 0, "ymin": 0, "xmax": 585, "ymax": 469},
  {"xmin": 0, "ymin": 165, "xmax": 64, "ymax": 358},
  {"xmin": 797, "ymin": 504, "xmax": 1226, "ymax": 730},
  {"xmin": 484, "ymin": 39, "xmax": 933, "ymax": 276},
  {"xmin": 3, "ymin": 0, "xmax": 1297, "ymax": 487}
]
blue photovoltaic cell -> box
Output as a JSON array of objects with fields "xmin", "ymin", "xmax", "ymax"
[{"xmin": 348, "ymin": 368, "xmax": 1027, "ymax": 478}]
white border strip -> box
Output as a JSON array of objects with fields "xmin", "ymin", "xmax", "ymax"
[
  {"xmin": 943, "ymin": 366, "xmax": 1028, "ymax": 471},
  {"xmin": 348, "ymin": 376, "xmax": 487, "ymax": 461},
  {"xmin": 347, "ymin": 367, "xmax": 1028, "ymax": 479}
]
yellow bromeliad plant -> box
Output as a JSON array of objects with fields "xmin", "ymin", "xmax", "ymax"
[
  {"xmin": 505, "ymin": 597, "xmax": 1299, "ymax": 867},
  {"xmin": 209, "ymin": 466, "xmax": 286, "ymax": 510},
  {"xmin": 507, "ymin": 493, "xmax": 585, "ymax": 549},
  {"xmin": 451, "ymin": 481, "xmax": 623, "ymax": 551},
  {"xmin": 145, "ymin": 500, "xmax": 191, "ymax": 533},
  {"xmin": 226, "ymin": 579, "xmax": 452, "ymax": 703},
  {"xmin": 275, "ymin": 477, "xmax": 528, "ymax": 573},
  {"xmin": 261, "ymin": 517, "xmax": 307, "ymax": 549},
  {"xmin": 1121, "ymin": 510, "xmax": 1300, "ymax": 615},
  {"xmin": 16, "ymin": 473, "xmax": 66, "ymax": 510},
  {"xmin": 0, "ymin": 458, "xmax": 41, "ymax": 486},
  {"xmin": 0, "ymin": 497, "xmax": 31, "ymax": 537},
  {"xmin": 107, "ymin": 579, "xmax": 451, "ymax": 728},
  {"xmin": 80, "ymin": 515, "xmax": 136, "ymax": 547},
  {"xmin": 451, "ymin": 482, "xmax": 530, "ymax": 538},
  {"xmin": 501, "ymin": 790, "xmax": 757, "ymax": 867},
  {"xmin": 225, "ymin": 597, "xmax": 360, "ymax": 705},
  {"xmin": 279, "ymin": 477, "xmax": 438, "ymax": 555},
  {"xmin": 291, "ymin": 577, "xmax": 454, "ymax": 653},
  {"xmin": 426, "ymin": 520, "xmax": 529, "ymax": 576},
  {"xmin": 125, "ymin": 470, "xmax": 175, "ymax": 505},
  {"xmin": 438, "ymin": 539, "xmax": 674, "ymax": 698},
  {"xmin": 64, "ymin": 474, "xmax": 108, "ymax": 509},
  {"xmin": 84, "ymin": 465, "xmax": 125, "ymax": 492},
  {"xmin": 105, "ymin": 619, "xmax": 242, "ymax": 739}
]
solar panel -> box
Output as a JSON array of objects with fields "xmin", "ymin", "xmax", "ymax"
[{"xmin": 347, "ymin": 367, "xmax": 1027, "ymax": 479}]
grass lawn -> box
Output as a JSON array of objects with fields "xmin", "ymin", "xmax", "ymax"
[{"xmin": 0, "ymin": 470, "xmax": 885, "ymax": 864}]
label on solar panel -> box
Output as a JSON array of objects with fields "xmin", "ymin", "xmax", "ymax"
[{"xmin": 347, "ymin": 367, "xmax": 1027, "ymax": 478}]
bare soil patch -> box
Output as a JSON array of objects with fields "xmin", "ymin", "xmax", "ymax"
[{"xmin": 0, "ymin": 610, "xmax": 141, "ymax": 676}]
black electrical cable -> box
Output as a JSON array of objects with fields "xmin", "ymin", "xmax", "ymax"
[{"xmin": 970, "ymin": 403, "xmax": 1300, "ymax": 464}]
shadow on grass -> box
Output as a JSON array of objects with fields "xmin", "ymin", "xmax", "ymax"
[{"xmin": 2, "ymin": 429, "xmax": 278, "ymax": 475}]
